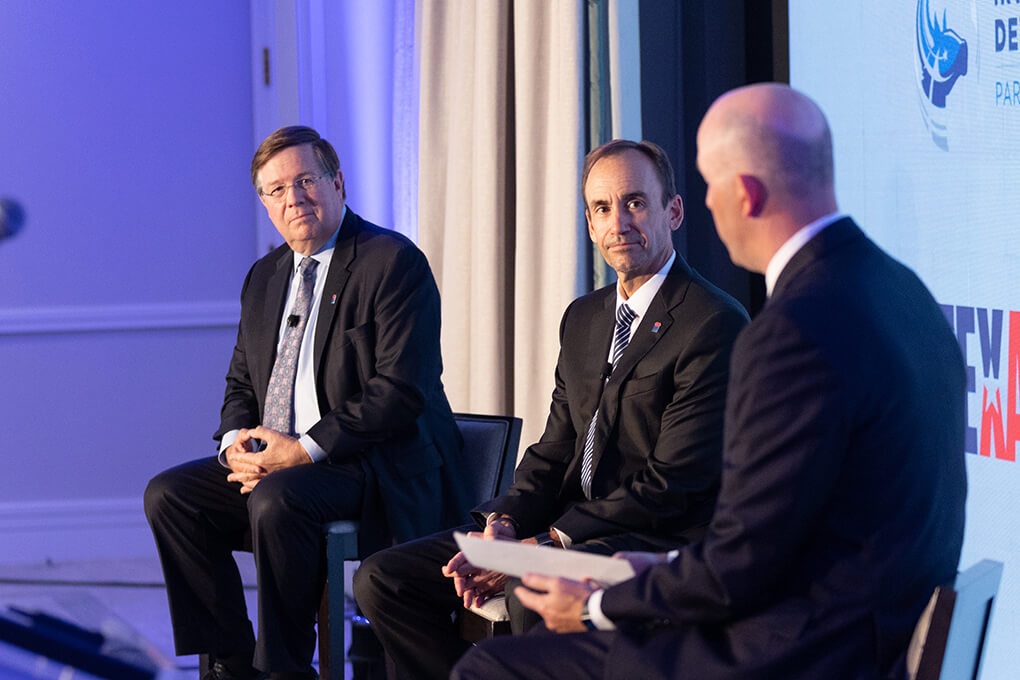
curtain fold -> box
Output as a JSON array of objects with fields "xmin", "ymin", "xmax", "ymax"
[
  {"xmin": 511, "ymin": 1, "xmax": 586, "ymax": 451},
  {"xmin": 418, "ymin": 0, "xmax": 514, "ymax": 419},
  {"xmin": 416, "ymin": 0, "xmax": 586, "ymax": 452}
]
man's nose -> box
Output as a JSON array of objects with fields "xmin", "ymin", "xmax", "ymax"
[
  {"xmin": 285, "ymin": 183, "xmax": 308, "ymax": 206},
  {"xmin": 609, "ymin": 208, "xmax": 631, "ymax": 234}
]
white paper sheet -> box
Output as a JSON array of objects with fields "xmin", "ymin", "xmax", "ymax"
[{"xmin": 453, "ymin": 532, "xmax": 636, "ymax": 586}]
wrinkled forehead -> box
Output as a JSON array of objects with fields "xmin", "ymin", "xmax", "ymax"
[
  {"xmin": 256, "ymin": 144, "xmax": 323, "ymax": 186},
  {"xmin": 584, "ymin": 150, "xmax": 662, "ymax": 203}
]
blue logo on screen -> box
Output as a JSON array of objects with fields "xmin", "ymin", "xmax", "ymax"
[{"xmin": 915, "ymin": 0, "xmax": 968, "ymax": 150}]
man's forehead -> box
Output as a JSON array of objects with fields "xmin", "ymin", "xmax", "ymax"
[
  {"xmin": 257, "ymin": 145, "xmax": 319, "ymax": 182},
  {"xmin": 585, "ymin": 151, "xmax": 659, "ymax": 200}
]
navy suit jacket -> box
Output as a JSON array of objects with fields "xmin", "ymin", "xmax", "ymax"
[
  {"xmin": 216, "ymin": 209, "xmax": 468, "ymax": 556},
  {"xmin": 476, "ymin": 256, "xmax": 748, "ymax": 549},
  {"xmin": 600, "ymin": 219, "xmax": 967, "ymax": 679}
]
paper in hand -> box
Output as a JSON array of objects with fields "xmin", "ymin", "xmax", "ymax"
[{"xmin": 453, "ymin": 532, "xmax": 636, "ymax": 587}]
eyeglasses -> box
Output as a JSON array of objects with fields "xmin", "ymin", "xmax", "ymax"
[{"xmin": 259, "ymin": 173, "xmax": 331, "ymax": 203}]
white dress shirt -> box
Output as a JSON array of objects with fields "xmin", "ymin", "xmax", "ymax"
[{"xmin": 609, "ymin": 249, "xmax": 676, "ymax": 351}]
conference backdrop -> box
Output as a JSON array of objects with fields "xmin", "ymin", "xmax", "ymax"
[{"xmin": 790, "ymin": 1, "xmax": 1018, "ymax": 676}]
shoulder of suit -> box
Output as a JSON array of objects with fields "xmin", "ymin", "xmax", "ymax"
[
  {"xmin": 248, "ymin": 241, "xmax": 293, "ymax": 276},
  {"xmin": 564, "ymin": 284, "xmax": 615, "ymax": 317},
  {"xmin": 666, "ymin": 267, "xmax": 750, "ymax": 322},
  {"xmin": 344, "ymin": 212, "xmax": 423, "ymax": 256}
]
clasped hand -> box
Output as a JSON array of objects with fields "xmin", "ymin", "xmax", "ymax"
[
  {"xmin": 441, "ymin": 520, "xmax": 519, "ymax": 608},
  {"xmin": 225, "ymin": 426, "xmax": 311, "ymax": 494}
]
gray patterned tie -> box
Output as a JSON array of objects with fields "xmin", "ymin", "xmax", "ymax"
[
  {"xmin": 262, "ymin": 257, "xmax": 319, "ymax": 435},
  {"xmin": 580, "ymin": 303, "xmax": 637, "ymax": 499}
]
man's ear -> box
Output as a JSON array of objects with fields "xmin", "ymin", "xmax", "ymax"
[
  {"xmin": 737, "ymin": 174, "xmax": 767, "ymax": 217},
  {"xmin": 667, "ymin": 195, "xmax": 684, "ymax": 231},
  {"xmin": 334, "ymin": 170, "xmax": 346, "ymax": 201},
  {"xmin": 585, "ymin": 210, "xmax": 597, "ymax": 242}
]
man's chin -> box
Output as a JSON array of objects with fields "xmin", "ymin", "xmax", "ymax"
[{"xmin": 606, "ymin": 254, "xmax": 648, "ymax": 274}]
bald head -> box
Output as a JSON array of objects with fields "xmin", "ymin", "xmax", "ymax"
[
  {"xmin": 696, "ymin": 83, "xmax": 838, "ymax": 272},
  {"xmin": 700, "ymin": 83, "xmax": 834, "ymax": 202}
]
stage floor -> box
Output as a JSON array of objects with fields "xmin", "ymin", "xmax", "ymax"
[{"xmin": 0, "ymin": 554, "xmax": 349, "ymax": 679}]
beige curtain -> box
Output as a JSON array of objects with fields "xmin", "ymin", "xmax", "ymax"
[{"xmin": 416, "ymin": 0, "xmax": 586, "ymax": 454}]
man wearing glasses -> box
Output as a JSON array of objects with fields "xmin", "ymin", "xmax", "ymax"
[{"xmin": 145, "ymin": 126, "xmax": 467, "ymax": 680}]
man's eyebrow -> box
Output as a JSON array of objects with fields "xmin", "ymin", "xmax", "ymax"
[
  {"xmin": 622, "ymin": 191, "xmax": 648, "ymax": 202},
  {"xmin": 264, "ymin": 171, "xmax": 318, "ymax": 186}
]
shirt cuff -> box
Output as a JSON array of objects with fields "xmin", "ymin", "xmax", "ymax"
[
  {"xmin": 587, "ymin": 589, "xmax": 617, "ymax": 631},
  {"xmin": 551, "ymin": 526, "xmax": 573, "ymax": 549},
  {"xmin": 299, "ymin": 434, "xmax": 326, "ymax": 462},
  {"xmin": 667, "ymin": 549, "xmax": 680, "ymax": 562},
  {"xmin": 217, "ymin": 430, "xmax": 240, "ymax": 468}
]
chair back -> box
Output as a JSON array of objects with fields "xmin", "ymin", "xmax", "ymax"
[
  {"xmin": 318, "ymin": 412, "xmax": 522, "ymax": 680},
  {"xmin": 908, "ymin": 559, "xmax": 1003, "ymax": 680},
  {"xmin": 453, "ymin": 413, "xmax": 522, "ymax": 505}
]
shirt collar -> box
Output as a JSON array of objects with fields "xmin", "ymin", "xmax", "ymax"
[
  {"xmin": 616, "ymin": 250, "xmax": 676, "ymax": 318},
  {"xmin": 764, "ymin": 211, "xmax": 844, "ymax": 297},
  {"xmin": 291, "ymin": 205, "xmax": 346, "ymax": 271}
]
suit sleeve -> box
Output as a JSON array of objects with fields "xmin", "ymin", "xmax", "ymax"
[
  {"xmin": 473, "ymin": 304, "xmax": 583, "ymax": 535},
  {"xmin": 553, "ymin": 304, "xmax": 747, "ymax": 544},
  {"xmin": 307, "ymin": 244, "xmax": 442, "ymax": 459},
  {"xmin": 600, "ymin": 309, "xmax": 849, "ymax": 624},
  {"xmin": 214, "ymin": 263, "xmax": 261, "ymax": 442}
]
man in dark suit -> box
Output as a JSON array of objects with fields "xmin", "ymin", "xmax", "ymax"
[
  {"xmin": 450, "ymin": 84, "xmax": 968, "ymax": 680},
  {"xmin": 353, "ymin": 140, "xmax": 749, "ymax": 680},
  {"xmin": 144, "ymin": 126, "xmax": 467, "ymax": 680}
]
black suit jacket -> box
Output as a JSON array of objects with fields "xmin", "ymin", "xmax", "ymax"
[
  {"xmin": 476, "ymin": 256, "xmax": 748, "ymax": 549},
  {"xmin": 216, "ymin": 209, "xmax": 468, "ymax": 555},
  {"xmin": 601, "ymin": 219, "xmax": 967, "ymax": 679}
]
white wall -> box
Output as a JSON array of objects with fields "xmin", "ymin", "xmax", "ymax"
[{"xmin": 0, "ymin": 1, "xmax": 257, "ymax": 562}]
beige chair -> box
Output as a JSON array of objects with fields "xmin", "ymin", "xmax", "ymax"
[
  {"xmin": 906, "ymin": 559, "xmax": 1003, "ymax": 680},
  {"xmin": 458, "ymin": 594, "xmax": 512, "ymax": 641}
]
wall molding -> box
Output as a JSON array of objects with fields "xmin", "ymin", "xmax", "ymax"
[
  {"xmin": 0, "ymin": 301, "xmax": 239, "ymax": 336},
  {"xmin": 0, "ymin": 498, "xmax": 156, "ymax": 565}
]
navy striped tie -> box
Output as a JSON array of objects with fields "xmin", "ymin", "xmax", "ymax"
[{"xmin": 580, "ymin": 303, "xmax": 637, "ymax": 499}]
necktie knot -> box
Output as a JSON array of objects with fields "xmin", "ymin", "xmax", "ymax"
[{"xmin": 298, "ymin": 256, "xmax": 318, "ymax": 278}]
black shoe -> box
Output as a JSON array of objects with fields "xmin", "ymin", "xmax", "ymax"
[{"xmin": 202, "ymin": 661, "xmax": 259, "ymax": 680}]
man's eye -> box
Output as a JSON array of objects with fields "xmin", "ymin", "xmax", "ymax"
[
  {"xmin": 627, "ymin": 200, "xmax": 644, "ymax": 210},
  {"xmin": 298, "ymin": 178, "xmax": 316, "ymax": 189},
  {"xmin": 268, "ymin": 186, "xmax": 286, "ymax": 198}
]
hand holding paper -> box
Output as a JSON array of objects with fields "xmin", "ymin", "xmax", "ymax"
[{"xmin": 453, "ymin": 532, "xmax": 636, "ymax": 588}]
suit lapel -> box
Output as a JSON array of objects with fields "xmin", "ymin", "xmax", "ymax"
[
  {"xmin": 607, "ymin": 257, "xmax": 692, "ymax": 391},
  {"xmin": 592, "ymin": 258, "xmax": 693, "ymax": 468},
  {"xmin": 313, "ymin": 210, "xmax": 358, "ymax": 372},
  {"xmin": 254, "ymin": 253, "xmax": 294, "ymax": 399},
  {"xmin": 585, "ymin": 290, "xmax": 617, "ymax": 386}
]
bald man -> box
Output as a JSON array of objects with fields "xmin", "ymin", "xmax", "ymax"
[{"xmin": 451, "ymin": 83, "xmax": 967, "ymax": 680}]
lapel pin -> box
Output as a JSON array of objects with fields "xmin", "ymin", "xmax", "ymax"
[
  {"xmin": 331, "ymin": 293, "xmax": 338, "ymax": 305},
  {"xmin": 651, "ymin": 321, "xmax": 662, "ymax": 333}
]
